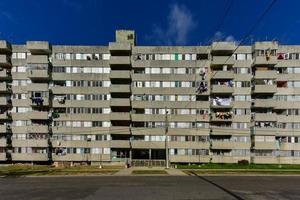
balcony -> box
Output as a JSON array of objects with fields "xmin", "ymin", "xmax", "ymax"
[
  {"xmin": 27, "ymin": 125, "xmax": 49, "ymax": 133},
  {"xmin": 11, "ymin": 153, "xmax": 49, "ymax": 161},
  {"xmin": 0, "ymin": 125, "xmax": 8, "ymax": 133},
  {"xmin": 110, "ymin": 98, "xmax": 131, "ymax": 107},
  {"xmin": 110, "ymin": 140, "xmax": 130, "ymax": 148},
  {"xmin": 210, "ymin": 114, "xmax": 233, "ymax": 122},
  {"xmin": 0, "ymin": 153, "xmax": 5, "ymax": 161},
  {"xmin": 0, "ymin": 97, "xmax": 10, "ymax": 106},
  {"xmin": 110, "ymin": 112, "xmax": 130, "ymax": 120},
  {"xmin": 253, "ymin": 56, "xmax": 277, "ymax": 65},
  {"xmin": 253, "ymin": 142, "xmax": 277, "ymax": 150},
  {"xmin": 0, "ymin": 40, "xmax": 12, "ymax": 53},
  {"xmin": 211, "ymin": 56, "xmax": 234, "ymax": 65},
  {"xmin": 27, "ymin": 69, "xmax": 49, "ymax": 80},
  {"xmin": 26, "ymin": 41, "xmax": 50, "ymax": 54},
  {"xmin": 0, "ymin": 69, "xmax": 11, "ymax": 80},
  {"xmin": 211, "ymin": 155, "xmax": 250, "ymax": 163},
  {"xmin": 131, "ymin": 141, "xmax": 165, "ymax": 149},
  {"xmin": 12, "ymin": 139, "xmax": 48, "ymax": 148},
  {"xmin": 0, "ymin": 55, "xmax": 12, "ymax": 67},
  {"xmin": 255, "ymin": 70, "xmax": 277, "ymax": 79},
  {"xmin": 252, "ymin": 156, "xmax": 278, "ymax": 164},
  {"xmin": 211, "ymin": 42, "xmax": 235, "ymax": 52},
  {"xmin": 210, "ymin": 127, "xmax": 250, "ymax": 135},
  {"xmin": 280, "ymin": 143, "xmax": 300, "ymax": 151},
  {"xmin": 28, "ymin": 111, "xmax": 49, "ymax": 120},
  {"xmin": 211, "ymin": 141, "xmax": 250, "ymax": 150},
  {"xmin": 109, "ymin": 56, "xmax": 131, "ymax": 65},
  {"xmin": 169, "ymin": 141, "xmax": 210, "ymax": 149},
  {"xmin": 253, "ymin": 85, "xmax": 277, "ymax": 93},
  {"xmin": 109, "ymin": 70, "xmax": 131, "ymax": 79},
  {"xmin": 0, "ymin": 82, "xmax": 10, "ymax": 93},
  {"xmin": 109, "ymin": 42, "xmax": 131, "ymax": 52},
  {"xmin": 211, "ymin": 85, "xmax": 233, "ymax": 94},
  {"xmin": 170, "ymin": 155, "xmax": 210, "ymax": 163},
  {"xmin": 110, "ymin": 84, "xmax": 131, "ymax": 93},
  {"xmin": 253, "ymin": 99, "xmax": 277, "ymax": 108},
  {"xmin": 31, "ymin": 97, "xmax": 49, "ymax": 107},
  {"xmin": 254, "ymin": 113, "xmax": 277, "ymax": 121},
  {"xmin": 0, "ymin": 112, "xmax": 10, "ymax": 120},
  {"xmin": 27, "ymin": 55, "xmax": 49, "ymax": 64},
  {"xmin": 211, "ymin": 71, "xmax": 234, "ymax": 79},
  {"xmin": 253, "ymin": 41, "xmax": 278, "ymax": 50},
  {"xmin": 27, "ymin": 83, "xmax": 49, "ymax": 91},
  {"xmin": 52, "ymin": 154, "xmax": 93, "ymax": 162},
  {"xmin": 254, "ymin": 128, "xmax": 278, "ymax": 136},
  {"xmin": 0, "ymin": 138, "xmax": 6, "ymax": 147}
]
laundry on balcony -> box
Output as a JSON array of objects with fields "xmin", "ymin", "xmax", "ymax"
[
  {"xmin": 199, "ymin": 70, "xmax": 206, "ymax": 80},
  {"xmin": 215, "ymin": 80, "xmax": 233, "ymax": 87},
  {"xmin": 255, "ymin": 121, "xmax": 275, "ymax": 128},
  {"xmin": 196, "ymin": 81, "xmax": 208, "ymax": 94},
  {"xmin": 55, "ymin": 147, "xmax": 67, "ymax": 156},
  {"xmin": 134, "ymin": 54, "xmax": 143, "ymax": 60},
  {"xmin": 214, "ymin": 112, "xmax": 233, "ymax": 120},
  {"xmin": 52, "ymin": 112, "xmax": 60, "ymax": 119},
  {"xmin": 265, "ymin": 49, "xmax": 271, "ymax": 61},
  {"xmin": 212, "ymin": 97, "xmax": 232, "ymax": 106},
  {"xmin": 277, "ymin": 53, "xmax": 285, "ymax": 60},
  {"xmin": 263, "ymin": 80, "xmax": 273, "ymax": 85},
  {"xmin": 31, "ymin": 97, "xmax": 44, "ymax": 106},
  {"xmin": 55, "ymin": 96, "xmax": 66, "ymax": 104}
]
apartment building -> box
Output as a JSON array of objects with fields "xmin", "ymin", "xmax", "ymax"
[{"xmin": 0, "ymin": 30, "xmax": 300, "ymax": 165}]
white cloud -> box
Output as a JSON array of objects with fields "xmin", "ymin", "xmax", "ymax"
[
  {"xmin": 146, "ymin": 4, "xmax": 196, "ymax": 45},
  {"xmin": 210, "ymin": 31, "xmax": 238, "ymax": 44}
]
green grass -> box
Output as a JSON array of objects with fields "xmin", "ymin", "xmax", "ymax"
[
  {"xmin": 184, "ymin": 169, "xmax": 300, "ymax": 175},
  {"xmin": 132, "ymin": 170, "xmax": 167, "ymax": 175},
  {"xmin": 0, "ymin": 165, "xmax": 119, "ymax": 177},
  {"xmin": 176, "ymin": 163, "xmax": 300, "ymax": 170}
]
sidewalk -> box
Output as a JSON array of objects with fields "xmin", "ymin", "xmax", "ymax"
[
  {"xmin": 114, "ymin": 167, "xmax": 187, "ymax": 176},
  {"xmin": 113, "ymin": 168, "xmax": 133, "ymax": 176},
  {"xmin": 166, "ymin": 168, "xmax": 187, "ymax": 176}
]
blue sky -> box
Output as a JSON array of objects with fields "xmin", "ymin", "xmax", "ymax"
[{"xmin": 0, "ymin": 0, "xmax": 299, "ymax": 45}]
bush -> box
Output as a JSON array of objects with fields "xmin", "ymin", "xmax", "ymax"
[{"xmin": 238, "ymin": 160, "xmax": 249, "ymax": 165}]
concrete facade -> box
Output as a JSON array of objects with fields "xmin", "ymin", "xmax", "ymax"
[{"xmin": 0, "ymin": 30, "xmax": 300, "ymax": 165}]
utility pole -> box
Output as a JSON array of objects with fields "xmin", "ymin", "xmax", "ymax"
[{"xmin": 165, "ymin": 107, "xmax": 169, "ymax": 169}]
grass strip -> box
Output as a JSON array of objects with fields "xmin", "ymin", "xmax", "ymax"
[
  {"xmin": 0, "ymin": 165, "xmax": 119, "ymax": 177},
  {"xmin": 177, "ymin": 163, "xmax": 300, "ymax": 170},
  {"xmin": 184, "ymin": 169, "xmax": 300, "ymax": 175}
]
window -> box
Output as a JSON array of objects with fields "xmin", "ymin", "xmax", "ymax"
[
  {"xmin": 53, "ymin": 67, "xmax": 65, "ymax": 73},
  {"xmin": 12, "ymin": 52, "xmax": 26, "ymax": 59},
  {"xmin": 162, "ymin": 68, "xmax": 171, "ymax": 74},
  {"xmin": 234, "ymin": 67, "xmax": 250, "ymax": 74},
  {"xmin": 234, "ymin": 95, "xmax": 251, "ymax": 101},
  {"xmin": 151, "ymin": 68, "xmax": 160, "ymax": 74},
  {"xmin": 102, "ymin": 54, "xmax": 110, "ymax": 60},
  {"xmin": 236, "ymin": 54, "xmax": 246, "ymax": 60}
]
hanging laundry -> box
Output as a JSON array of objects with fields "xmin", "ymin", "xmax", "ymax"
[
  {"xmin": 277, "ymin": 53, "xmax": 285, "ymax": 60},
  {"xmin": 56, "ymin": 96, "xmax": 66, "ymax": 104},
  {"xmin": 52, "ymin": 112, "xmax": 60, "ymax": 119},
  {"xmin": 212, "ymin": 97, "xmax": 232, "ymax": 106},
  {"xmin": 32, "ymin": 97, "xmax": 44, "ymax": 106}
]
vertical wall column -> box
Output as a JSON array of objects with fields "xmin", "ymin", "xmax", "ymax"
[
  {"xmin": 108, "ymin": 30, "xmax": 135, "ymax": 162},
  {"xmin": 0, "ymin": 41, "xmax": 12, "ymax": 162}
]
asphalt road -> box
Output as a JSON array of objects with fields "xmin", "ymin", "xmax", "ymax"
[{"xmin": 0, "ymin": 176, "xmax": 299, "ymax": 200}]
